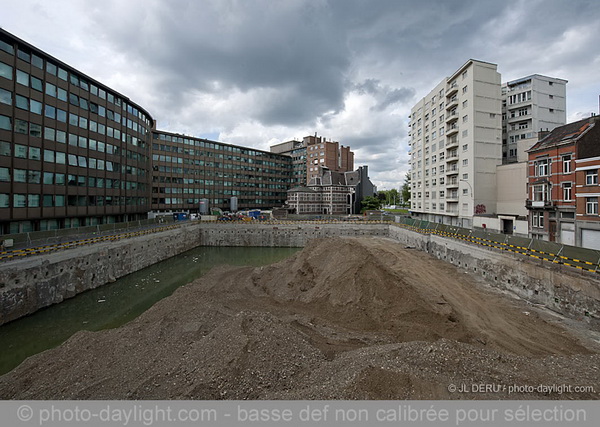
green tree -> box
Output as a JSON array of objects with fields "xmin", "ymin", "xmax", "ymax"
[
  {"xmin": 401, "ymin": 172, "xmax": 411, "ymax": 206},
  {"xmin": 361, "ymin": 196, "xmax": 382, "ymax": 212}
]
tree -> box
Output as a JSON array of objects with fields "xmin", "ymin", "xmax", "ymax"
[
  {"xmin": 361, "ymin": 196, "xmax": 382, "ymax": 212},
  {"xmin": 401, "ymin": 172, "xmax": 411, "ymax": 206}
]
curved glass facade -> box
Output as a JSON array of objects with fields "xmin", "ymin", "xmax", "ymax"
[{"xmin": 0, "ymin": 29, "xmax": 292, "ymax": 233}]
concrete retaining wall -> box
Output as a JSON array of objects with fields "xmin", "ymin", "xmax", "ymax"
[
  {"xmin": 0, "ymin": 225, "xmax": 203, "ymax": 325},
  {"xmin": 1, "ymin": 221, "xmax": 598, "ymax": 327}
]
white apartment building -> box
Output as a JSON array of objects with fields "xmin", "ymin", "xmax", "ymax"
[
  {"xmin": 502, "ymin": 74, "xmax": 567, "ymax": 164},
  {"xmin": 409, "ymin": 59, "xmax": 502, "ymax": 228}
]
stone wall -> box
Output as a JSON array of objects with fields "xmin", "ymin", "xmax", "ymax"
[{"xmin": 1, "ymin": 221, "xmax": 598, "ymax": 327}]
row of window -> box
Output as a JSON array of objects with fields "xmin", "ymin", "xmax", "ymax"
[
  {"xmin": 153, "ymin": 164, "xmax": 290, "ymax": 176},
  {"xmin": 0, "ymin": 113, "xmax": 146, "ymax": 153},
  {"xmin": 0, "ymin": 135, "xmax": 141, "ymax": 162},
  {"xmin": 0, "ymin": 168, "xmax": 145, "ymax": 190},
  {"xmin": 0, "ymin": 61, "xmax": 150, "ymax": 134},
  {"xmin": 153, "ymin": 133, "xmax": 284, "ymax": 160},
  {"xmin": 153, "ymin": 197, "xmax": 280, "ymax": 206},
  {"xmin": 0, "ymin": 37, "xmax": 152, "ymax": 126},
  {"xmin": 1, "ymin": 144, "xmax": 145, "ymax": 178},
  {"xmin": 0, "ymin": 193, "xmax": 148, "ymax": 209}
]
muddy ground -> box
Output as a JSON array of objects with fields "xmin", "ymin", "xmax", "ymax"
[{"xmin": 0, "ymin": 237, "xmax": 598, "ymax": 399}]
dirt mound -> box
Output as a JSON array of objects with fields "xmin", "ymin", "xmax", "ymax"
[{"xmin": 0, "ymin": 237, "xmax": 598, "ymax": 400}]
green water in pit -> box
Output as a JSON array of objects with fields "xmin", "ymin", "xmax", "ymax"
[{"xmin": 0, "ymin": 246, "xmax": 300, "ymax": 375}]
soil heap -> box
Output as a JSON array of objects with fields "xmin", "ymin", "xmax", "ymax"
[{"xmin": 0, "ymin": 237, "xmax": 598, "ymax": 399}]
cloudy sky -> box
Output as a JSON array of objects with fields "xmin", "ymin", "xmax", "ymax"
[{"xmin": 2, "ymin": 0, "xmax": 599, "ymax": 189}]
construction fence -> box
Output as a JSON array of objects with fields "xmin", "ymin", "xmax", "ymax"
[{"xmin": 394, "ymin": 217, "xmax": 600, "ymax": 274}]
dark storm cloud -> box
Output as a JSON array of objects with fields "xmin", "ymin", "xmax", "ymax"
[
  {"xmin": 89, "ymin": 0, "xmax": 350, "ymax": 126},
  {"xmin": 354, "ymin": 79, "xmax": 415, "ymax": 111},
  {"xmin": 7, "ymin": 0, "xmax": 593, "ymax": 189}
]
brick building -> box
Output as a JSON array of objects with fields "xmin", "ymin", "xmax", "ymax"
[
  {"xmin": 574, "ymin": 116, "xmax": 600, "ymax": 249},
  {"xmin": 271, "ymin": 134, "xmax": 354, "ymax": 186},
  {"xmin": 526, "ymin": 116, "xmax": 599, "ymax": 244}
]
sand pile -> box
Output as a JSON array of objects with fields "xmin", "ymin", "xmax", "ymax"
[{"xmin": 0, "ymin": 237, "xmax": 598, "ymax": 400}]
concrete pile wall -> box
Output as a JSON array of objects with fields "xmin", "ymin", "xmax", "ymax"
[
  {"xmin": 0, "ymin": 222, "xmax": 598, "ymax": 327},
  {"xmin": 0, "ymin": 225, "xmax": 202, "ymax": 325}
]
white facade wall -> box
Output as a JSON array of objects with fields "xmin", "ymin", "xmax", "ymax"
[
  {"xmin": 502, "ymin": 74, "xmax": 567, "ymax": 163},
  {"xmin": 409, "ymin": 60, "xmax": 502, "ymax": 227}
]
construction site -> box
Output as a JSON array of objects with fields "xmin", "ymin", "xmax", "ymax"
[{"xmin": 0, "ymin": 220, "xmax": 599, "ymax": 399}]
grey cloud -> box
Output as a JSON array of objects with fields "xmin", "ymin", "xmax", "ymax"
[
  {"xmin": 353, "ymin": 79, "xmax": 415, "ymax": 111},
  {"xmin": 89, "ymin": 0, "xmax": 350, "ymax": 126}
]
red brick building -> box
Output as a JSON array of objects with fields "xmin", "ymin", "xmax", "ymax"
[
  {"xmin": 574, "ymin": 116, "xmax": 600, "ymax": 249},
  {"xmin": 305, "ymin": 135, "xmax": 354, "ymax": 184},
  {"xmin": 526, "ymin": 116, "xmax": 600, "ymax": 244}
]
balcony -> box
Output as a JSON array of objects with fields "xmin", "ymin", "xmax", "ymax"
[
  {"xmin": 446, "ymin": 96, "xmax": 458, "ymax": 110},
  {"xmin": 525, "ymin": 199, "xmax": 555, "ymax": 209},
  {"xmin": 446, "ymin": 166, "xmax": 459, "ymax": 175},
  {"xmin": 447, "ymin": 81, "xmax": 459, "ymax": 96},
  {"xmin": 446, "ymin": 137, "xmax": 459, "ymax": 149},
  {"xmin": 446, "ymin": 178, "xmax": 459, "ymax": 188},
  {"xmin": 446, "ymin": 123, "xmax": 459, "ymax": 136},
  {"xmin": 445, "ymin": 110, "xmax": 458, "ymax": 123},
  {"xmin": 446, "ymin": 193, "xmax": 459, "ymax": 202}
]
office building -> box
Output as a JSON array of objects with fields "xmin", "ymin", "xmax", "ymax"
[
  {"xmin": 150, "ymin": 130, "xmax": 292, "ymax": 213},
  {"xmin": 0, "ymin": 28, "xmax": 295, "ymax": 233},
  {"xmin": 0, "ymin": 29, "xmax": 154, "ymax": 234}
]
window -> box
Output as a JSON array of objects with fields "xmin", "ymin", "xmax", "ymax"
[
  {"xmin": 586, "ymin": 197, "xmax": 599, "ymax": 215},
  {"xmin": 0, "ymin": 88, "xmax": 11, "ymax": 105},
  {"xmin": 44, "ymin": 149, "xmax": 55, "ymax": 163},
  {"xmin": 28, "ymin": 195, "xmax": 40, "ymax": 208},
  {"xmin": 13, "ymin": 169, "xmax": 26, "ymax": 182},
  {"xmin": 563, "ymin": 182, "xmax": 572, "ymax": 201},
  {"xmin": 14, "ymin": 144, "xmax": 27, "ymax": 158},
  {"xmin": 0, "ymin": 114, "xmax": 10, "ymax": 130},
  {"xmin": 532, "ymin": 184, "xmax": 548, "ymax": 202},
  {"xmin": 57, "ymin": 87, "xmax": 67, "ymax": 102},
  {"xmin": 585, "ymin": 169, "xmax": 598, "ymax": 185},
  {"xmin": 462, "ymin": 115, "xmax": 468, "ymax": 123},
  {"xmin": 15, "ymin": 119, "xmax": 29, "ymax": 135},
  {"xmin": 55, "ymin": 152, "xmax": 66, "ymax": 164},
  {"xmin": 45, "ymin": 105, "xmax": 56, "ymax": 119},
  {"xmin": 16, "ymin": 70, "xmax": 29, "ymax": 86},
  {"xmin": 562, "ymin": 155, "xmax": 571, "ymax": 173},
  {"xmin": 43, "ymin": 172, "xmax": 54, "ymax": 185},
  {"xmin": 46, "ymin": 62, "xmax": 57, "ymax": 75},
  {"xmin": 462, "ymin": 159, "xmax": 468, "ymax": 166},
  {"xmin": 0, "ymin": 167, "xmax": 9, "ymax": 182},
  {"xmin": 0, "ymin": 194, "xmax": 8, "ymax": 208},
  {"xmin": 13, "ymin": 194, "xmax": 26, "ymax": 208},
  {"xmin": 0, "ymin": 62, "xmax": 12, "ymax": 80},
  {"xmin": 28, "ymin": 147, "xmax": 41, "ymax": 160},
  {"xmin": 0, "ymin": 39, "xmax": 14, "ymax": 54},
  {"xmin": 0, "ymin": 141, "xmax": 10, "ymax": 156},
  {"xmin": 31, "ymin": 76, "xmax": 43, "ymax": 91},
  {"xmin": 30, "ymin": 99, "xmax": 43, "ymax": 115},
  {"xmin": 16, "ymin": 95, "xmax": 28, "ymax": 110},
  {"xmin": 535, "ymin": 159, "xmax": 550, "ymax": 176},
  {"xmin": 462, "ymin": 144, "xmax": 468, "ymax": 151},
  {"xmin": 462, "ymin": 86, "xmax": 467, "ymax": 94},
  {"xmin": 532, "ymin": 211, "xmax": 544, "ymax": 228}
]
